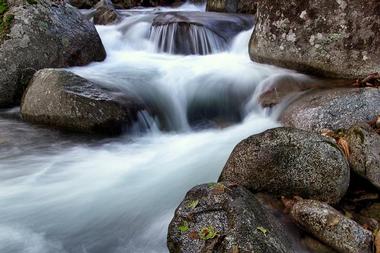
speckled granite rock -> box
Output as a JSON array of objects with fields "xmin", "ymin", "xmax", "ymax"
[
  {"xmin": 167, "ymin": 182, "xmax": 295, "ymax": 253},
  {"xmin": 291, "ymin": 199, "xmax": 373, "ymax": 253},
  {"xmin": 281, "ymin": 88, "xmax": 380, "ymax": 132},
  {"xmin": 345, "ymin": 124, "xmax": 380, "ymax": 189},
  {"xmin": 219, "ymin": 127, "xmax": 350, "ymax": 204},
  {"xmin": 0, "ymin": 0, "xmax": 106, "ymax": 107},
  {"xmin": 249, "ymin": 0, "xmax": 380, "ymax": 79},
  {"xmin": 21, "ymin": 69, "xmax": 144, "ymax": 135}
]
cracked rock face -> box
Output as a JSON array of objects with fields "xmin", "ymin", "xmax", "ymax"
[
  {"xmin": 290, "ymin": 199, "xmax": 373, "ymax": 253},
  {"xmin": 249, "ymin": 0, "xmax": 380, "ymax": 79},
  {"xmin": 219, "ymin": 127, "xmax": 350, "ymax": 204},
  {"xmin": 167, "ymin": 182, "xmax": 295, "ymax": 253},
  {"xmin": 0, "ymin": 0, "xmax": 106, "ymax": 107},
  {"xmin": 21, "ymin": 69, "xmax": 145, "ymax": 135}
]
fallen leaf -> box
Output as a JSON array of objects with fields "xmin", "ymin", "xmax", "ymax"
[
  {"xmin": 326, "ymin": 215, "xmax": 340, "ymax": 227},
  {"xmin": 257, "ymin": 226, "xmax": 268, "ymax": 236},
  {"xmin": 187, "ymin": 200, "xmax": 199, "ymax": 209},
  {"xmin": 178, "ymin": 221, "xmax": 189, "ymax": 233},
  {"xmin": 337, "ymin": 137, "xmax": 350, "ymax": 159},
  {"xmin": 189, "ymin": 230, "xmax": 199, "ymax": 240},
  {"xmin": 199, "ymin": 226, "xmax": 217, "ymax": 240},
  {"xmin": 232, "ymin": 244, "xmax": 239, "ymax": 253}
]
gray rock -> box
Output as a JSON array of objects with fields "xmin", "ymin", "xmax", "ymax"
[
  {"xmin": 206, "ymin": 0, "xmax": 256, "ymax": 14},
  {"xmin": 345, "ymin": 124, "xmax": 380, "ymax": 189},
  {"xmin": 0, "ymin": 0, "xmax": 106, "ymax": 107},
  {"xmin": 21, "ymin": 69, "xmax": 144, "ymax": 135},
  {"xmin": 291, "ymin": 199, "xmax": 373, "ymax": 253},
  {"xmin": 249, "ymin": 0, "xmax": 380, "ymax": 79},
  {"xmin": 167, "ymin": 182, "xmax": 295, "ymax": 253},
  {"xmin": 93, "ymin": 5, "xmax": 120, "ymax": 25},
  {"xmin": 219, "ymin": 127, "xmax": 350, "ymax": 204},
  {"xmin": 281, "ymin": 88, "xmax": 380, "ymax": 132}
]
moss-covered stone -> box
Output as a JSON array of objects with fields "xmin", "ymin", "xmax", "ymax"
[{"xmin": 0, "ymin": 0, "xmax": 13, "ymax": 42}]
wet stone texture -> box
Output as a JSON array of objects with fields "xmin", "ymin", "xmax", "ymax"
[
  {"xmin": 21, "ymin": 69, "xmax": 145, "ymax": 135},
  {"xmin": 167, "ymin": 182, "xmax": 295, "ymax": 253},
  {"xmin": 281, "ymin": 88, "xmax": 380, "ymax": 132},
  {"xmin": 206, "ymin": 0, "xmax": 256, "ymax": 14},
  {"xmin": 250, "ymin": 0, "xmax": 380, "ymax": 79},
  {"xmin": 0, "ymin": 0, "xmax": 106, "ymax": 107},
  {"xmin": 345, "ymin": 124, "xmax": 380, "ymax": 189},
  {"xmin": 291, "ymin": 199, "xmax": 373, "ymax": 253},
  {"xmin": 219, "ymin": 127, "xmax": 350, "ymax": 204}
]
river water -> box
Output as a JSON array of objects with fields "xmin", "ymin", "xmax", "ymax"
[{"xmin": 0, "ymin": 3, "xmax": 309, "ymax": 253}]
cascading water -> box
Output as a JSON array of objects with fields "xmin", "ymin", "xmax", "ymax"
[
  {"xmin": 0, "ymin": 3, "xmax": 312, "ymax": 253},
  {"xmin": 150, "ymin": 23, "xmax": 226, "ymax": 55}
]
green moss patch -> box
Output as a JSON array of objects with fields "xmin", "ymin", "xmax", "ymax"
[{"xmin": 0, "ymin": 0, "xmax": 14, "ymax": 42}]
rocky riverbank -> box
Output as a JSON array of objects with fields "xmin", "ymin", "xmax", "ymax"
[{"xmin": 167, "ymin": 0, "xmax": 380, "ymax": 252}]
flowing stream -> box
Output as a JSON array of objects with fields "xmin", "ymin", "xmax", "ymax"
[{"xmin": 0, "ymin": 3, "xmax": 311, "ymax": 253}]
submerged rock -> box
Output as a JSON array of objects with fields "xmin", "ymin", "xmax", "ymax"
[
  {"xmin": 0, "ymin": 0, "xmax": 106, "ymax": 107},
  {"xmin": 345, "ymin": 124, "xmax": 380, "ymax": 189},
  {"xmin": 219, "ymin": 127, "xmax": 350, "ymax": 204},
  {"xmin": 249, "ymin": 0, "xmax": 380, "ymax": 79},
  {"xmin": 206, "ymin": 0, "xmax": 257, "ymax": 14},
  {"xmin": 281, "ymin": 88, "xmax": 380, "ymax": 132},
  {"xmin": 21, "ymin": 69, "xmax": 145, "ymax": 135},
  {"xmin": 291, "ymin": 199, "xmax": 373, "ymax": 253},
  {"xmin": 151, "ymin": 11, "xmax": 254, "ymax": 55},
  {"xmin": 167, "ymin": 182, "xmax": 295, "ymax": 253}
]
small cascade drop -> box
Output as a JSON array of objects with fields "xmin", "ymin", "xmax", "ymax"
[{"xmin": 150, "ymin": 23, "xmax": 226, "ymax": 55}]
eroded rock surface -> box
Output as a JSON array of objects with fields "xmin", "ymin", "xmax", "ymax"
[
  {"xmin": 219, "ymin": 127, "xmax": 350, "ymax": 204},
  {"xmin": 250, "ymin": 0, "xmax": 380, "ymax": 79}
]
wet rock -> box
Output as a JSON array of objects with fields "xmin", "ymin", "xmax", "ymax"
[
  {"xmin": 291, "ymin": 199, "xmax": 373, "ymax": 253},
  {"xmin": 0, "ymin": 0, "xmax": 106, "ymax": 108},
  {"xmin": 21, "ymin": 69, "xmax": 144, "ymax": 135},
  {"xmin": 93, "ymin": 5, "xmax": 121, "ymax": 25},
  {"xmin": 361, "ymin": 203, "xmax": 380, "ymax": 222},
  {"xmin": 69, "ymin": 0, "xmax": 100, "ymax": 9},
  {"xmin": 249, "ymin": 0, "xmax": 380, "ymax": 79},
  {"xmin": 167, "ymin": 182, "xmax": 295, "ymax": 253},
  {"xmin": 151, "ymin": 11, "xmax": 254, "ymax": 55},
  {"xmin": 281, "ymin": 88, "xmax": 380, "ymax": 132},
  {"xmin": 206, "ymin": 0, "xmax": 256, "ymax": 14},
  {"xmin": 219, "ymin": 127, "xmax": 350, "ymax": 204},
  {"xmin": 344, "ymin": 124, "xmax": 380, "ymax": 189}
]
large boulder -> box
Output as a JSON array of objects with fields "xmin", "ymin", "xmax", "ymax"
[
  {"xmin": 291, "ymin": 199, "xmax": 373, "ymax": 253},
  {"xmin": 345, "ymin": 124, "xmax": 380, "ymax": 189},
  {"xmin": 0, "ymin": 0, "xmax": 106, "ymax": 108},
  {"xmin": 219, "ymin": 127, "xmax": 350, "ymax": 204},
  {"xmin": 167, "ymin": 182, "xmax": 295, "ymax": 253},
  {"xmin": 249, "ymin": 0, "xmax": 380, "ymax": 79},
  {"xmin": 206, "ymin": 0, "xmax": 256, "ymax": 14},
  {"xmin": 151, "ymin": 11, "xmax": 254, "ymax": 55},
  {"xmin": 281, "ymin": 88, "xmax": 380, "ymax": 132},
  {"xmin": 21, "ymin": 69, "xmax": 145, "ymax": 135},
  {"xmin": 93, "ymin": 5, "xmax": 121, "ymax": 25}
]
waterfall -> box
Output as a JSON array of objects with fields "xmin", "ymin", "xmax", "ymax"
[{"xmin": 150, "ymin": 23, "xmax": 226, "ymax": 55}]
